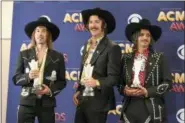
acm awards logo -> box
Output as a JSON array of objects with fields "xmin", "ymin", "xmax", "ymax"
[
  {"xmin": 63, "ymin": 11, "xmax": 87, "ymax": 32},
  {"xmin": 171, "ymin": 72, "xmax": 184, "ymax": 93},
  {"xmin": 176, "ymin": 108, "xmax": 184, "ymax": 123},
  {"xmin": 157, "ymin": 9, "xmax": 184, "ymax": 31},
  {"xmin": 65, "ymin": 68, "xmax": 80, "ymax": 81},
  {"xmin": 80, "ymin": 42, "xmax": 134, "ymax": 56},
  {"xmin": 171, "ymin": 45, "xmax": 184, "ymax": 93},
  {"xmin": 177, "ymin": 44, "xmax": 184, "ymax": 60}
]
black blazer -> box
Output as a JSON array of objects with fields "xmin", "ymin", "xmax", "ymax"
[
  {"xmin": 12, "ymin": 48, "xmax": 66, "ymax": 107},
  {"xmin": 77, "ymin": 36, "xmax": 122, "ymax": 112},
  {"xmin": 118, "ymin": 51, "xmax": 172, "ymax": 123}
]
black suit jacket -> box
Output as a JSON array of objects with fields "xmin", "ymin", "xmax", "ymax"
[
  {"xmin": 118, "ymin": 51, "xmax": 172, "ymax": 123},
  {"xmin": 77, "ymin": 36, "xmax": 122, "ymax": 112},
  {"xmin": 12, "ymin": 48, "xmax": 66, "ymax": 107}
]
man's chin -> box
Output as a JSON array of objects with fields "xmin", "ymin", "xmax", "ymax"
[
  {"xmin": 141, "ymin": 45, "xmax": 149, "ymax": 48},
  {"xmin": 36, "ymin": 41, "xmax": 45, "ymax": 44}
]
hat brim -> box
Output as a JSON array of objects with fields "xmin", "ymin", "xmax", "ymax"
[
  {"xmin": 82, "ymin": 8, "xmax": 116, "ymax": 34},
  {"xmin": 125, "ymin": 23, "xmax": 162, "ymax": 42},
  {"xmin": 25, "ymin": 21, "xmax": 60, "ymax": 42}
]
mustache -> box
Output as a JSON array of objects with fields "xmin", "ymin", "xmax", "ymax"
[
  {"xmin": 37, "ymin": 36, "xmax": 44, "ymax": 39},
  {"xmin": 90, "ymin": 27, "xmax": 98, "ymax": 30},
  {"xmin": 142, "ymin": 40, "xmax": 149, "ymax": 42}
]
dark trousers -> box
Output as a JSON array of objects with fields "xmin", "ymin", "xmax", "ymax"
[
  {"xmin": 123, "ymin": 97, "xmax": 152, "ymax": 123},
  {"xmin": 74, "ymin": 97, "xmax": 108, "ymax": 123},
  {"xmin": 17, "ymin": 100, "xmax": 55, "ymax": 123}
]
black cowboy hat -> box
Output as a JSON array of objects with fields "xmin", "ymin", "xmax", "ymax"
[
  {"xmin": 25, "ymin": 16, "xmax": 60, "ymax": 42},
  {"xmin": 81, "ymin": 8, "xmax": 116, "ymax": 34},
  {"xmin": 125, "ymin": 18, "xmax": 162, "ymax": 42}
]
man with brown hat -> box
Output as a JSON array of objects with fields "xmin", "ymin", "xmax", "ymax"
[
  {"xmin": 72, "ymin": 8, "xmax": 122, "ymax": 123},
  {"xmin": 12, "ymin": 16, "xmax": 66, "ymax": 123},
  {"xmin": 118, "ymin": 18, "xmax": 172, "ymax": 123}
]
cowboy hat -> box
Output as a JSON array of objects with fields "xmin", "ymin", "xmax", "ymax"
[
  {"xmin": 81, "ymin": 8, "xmax": 116, "ymax": 34},
  {"xmin": 25, "ymin": 16, "xmax": 60, "ymax": 41},
  {"xmin": 125, "ymin": 18, "xmax": 162, "ymax": 42}
]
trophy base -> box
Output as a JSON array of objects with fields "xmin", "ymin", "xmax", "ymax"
[
  {"xmin": 33, "ymin": 84, "xmax": 44, "ymax": 91},
  {"xmin": 82, "ymin": 87, "xmax": 94, "ymax": 97},
  {"xmin": 32, "ymin": 84, "xmax": 45, "ymax": 98},
  {"xmin": 130, "ymin": 84, "xmax": 141, "ymax": 89}
]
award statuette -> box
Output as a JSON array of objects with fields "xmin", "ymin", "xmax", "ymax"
[
  {"xmin": 29, "ymin": 59, "xmax": 44, "ymax": 98},
  {"xmin": 130, "ymin": 57, "xmax": 145, "ymax": 88},
  {"xmin": 82, "ymin": 64, "xmax": 94, "ymax": 96}
]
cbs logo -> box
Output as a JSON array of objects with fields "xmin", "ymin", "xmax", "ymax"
[
  {"xmin": 176, "ymin": 108, "xmax": 184, "ymax": 123},
  {"xmin": 177, "ymin": 45, "xmax": 184, "ymax": 60},
  {"xmin": 127, "ymin": 13, "xmax": 142, "ymax": 24},
  {"xmin": 80, "ymin": 45, "xmax": 84, "ymax": 56}
]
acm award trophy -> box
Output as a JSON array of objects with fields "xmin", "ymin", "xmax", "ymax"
[
  {"xmin": 29, "ymin": 59, "xmax": 44, "ymax": 98},
  {"xmin": 131, "ymin": 58, "xmax": 145, "ymax": 88},
  {"xmin": 82, "ymin": 64, "xmax": 94, "ymax": 96}
]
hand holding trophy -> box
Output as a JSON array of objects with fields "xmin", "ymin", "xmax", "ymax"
[
  {"xmin": 82, "ymin": 64, "xmax": 94, "ymax": 96},
  {"xmin": 130, "ymin": 59, "xmax": 144, "ymax": 88},
  {"xmin": 29, "ymin": 59, "xmax": 44, "ymax": 98}
]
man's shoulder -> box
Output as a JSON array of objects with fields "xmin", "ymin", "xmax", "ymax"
[
  {"xmin": 20, "ymin": 48, "xmax": 33, "ymax": 55},
  {"xmin": 123, "ymin": 52, "xmax": 133, "ymax": 59},
  {"xmin": 151, "ymin": 51, "xmax": 164, "ymax": 58},
  {"xmin": 106, "ymin": 39, "xmax": 120, "ymax": 49},
  {"xmin": 49, "ymin": 49, "xmax": 64, "ymax": 56}
]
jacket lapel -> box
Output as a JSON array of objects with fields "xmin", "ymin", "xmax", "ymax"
[
  {"xmin": 81, "ymin": 43, "xmax": 88, "ymax": 65},
  {"xmin": 90, "ymin": 36, "xmax": 108, "ymax": 65},
  {"xmin": 144, "ymin": 52, "xmax": 158, "ymax": 84},
  {"xmin": 28, "ymin": 48, "xmax": 37, "ymax": 61},
  {"xmin": 25, "ymin": 48, "xmax": 37, "ymax": 70},
  {"xmin": 44, "ymin": 49, "xmax": 52, "ymax": 69},
  {"xmin": 79, "ymin": 43, "xmax": 88, "ymax": 79},
  {"xmin": 125, "ymin": 52, "xmax": 135, "ymax": 84}
]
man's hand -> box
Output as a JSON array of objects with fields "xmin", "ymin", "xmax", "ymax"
[
  {"xmin": 73, "ymin": 91, "xmax": 80, "ymax": 106},
  {"xmin": 124, "ymin": 85, "xmax": 148, "ymax": 97},
  {"xmin": 135, "ymin": 86, "xmax": 148, "ymax": 97},
  {"xmin": 36, "ymin": 84, "xmax": 50, "ymax": 95},
  {"xmin": 84, "ymin": 77, "xmax": 97, "ymax": 88},
  {"xmin": 29, "ymin": 69, "xmax": 39, "ymax": 79},
  {"xmin": 124, "ymin": 85, "xmax": 139, "ymax": 96}
]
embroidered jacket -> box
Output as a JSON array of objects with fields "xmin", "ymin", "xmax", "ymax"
[{"xmin": 118, "ymin": 51, "xmax": 172, "ymax": 123}]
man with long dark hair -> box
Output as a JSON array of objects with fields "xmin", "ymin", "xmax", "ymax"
[{"xmin": 118, "ymin": 18, "xmax": 172, "ymax": 123}]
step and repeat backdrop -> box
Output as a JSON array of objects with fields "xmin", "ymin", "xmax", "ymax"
[{"xmin": 7, "ymin": 1, "xmax": 184, "ymax": 123}]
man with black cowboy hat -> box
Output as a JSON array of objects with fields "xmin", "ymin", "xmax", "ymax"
[
  {"xmin": 12, "ymin": 16, "xmax": 66, "ymax": 123},
  {"xmin": 118, "ymin": 18, "xmax": 172, "ymax": 123},
  {"xmin": 72, "ymin": 8, "xmax": 122, "ymax": 123}
]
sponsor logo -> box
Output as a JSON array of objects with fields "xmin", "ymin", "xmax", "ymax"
[
  {"xmin": 40, "ymin": 15, "xmax": 51, "ymax": 22},
  {"xmin": 177, "ymin": 45, "xmax": 184, "ymax": 60},
  {"xmin": 171, "ymin": 73, "xmax": 184, "ymax": 93},
  {"xmin": 128, "ymin": 13, "xmax": 142, "ymax": 24},
  {"xmin": 176, "ymin": 108, "xmax": 184, "ymax": 123},
  {"xmin": 80, "ymin": 45, "xmax": 84, "ymax": 56},
  {"xmin": 65, "ymin": 68, "xmax": 80, "ymax": 81},
  {"xmin": 63, "ymin": 12, "xmax": 86, "ymax": 32},
  {"xmin": 157, "ymin": 9, "xmax": 185, "ymax": 31}
]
